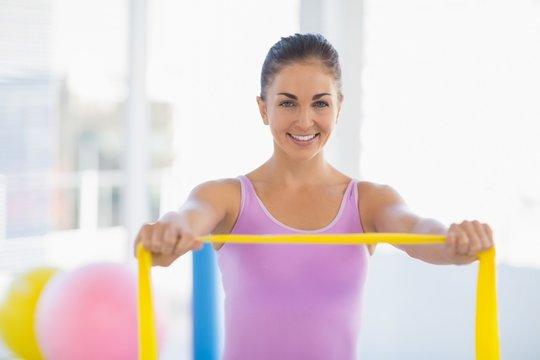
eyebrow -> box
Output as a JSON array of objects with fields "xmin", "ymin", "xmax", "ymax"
[{"xmin": 277, "ymin": 92, "xmax": 331, "ymax": 100}]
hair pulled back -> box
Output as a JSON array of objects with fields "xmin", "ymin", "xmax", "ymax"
[{"xmin": 260, "ymin": 33, "xmax": 342, "ymax": 99}]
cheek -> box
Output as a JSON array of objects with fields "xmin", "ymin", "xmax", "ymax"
[
  {"xmin": 321, "ymin": 112, "xmax": 338, "ymax": 128},
  {"xmin": 268, "ymin": 110, "xmax": 292, "ymax": 126}
]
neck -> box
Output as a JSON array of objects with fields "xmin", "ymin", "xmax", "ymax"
[{"xmin": 259, "ymin": 151, "xmax": 338, "ymax": 187}]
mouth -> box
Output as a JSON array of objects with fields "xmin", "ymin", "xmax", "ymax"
[{"xmin": 287, "ymin": 133, "xmax": 320, "ymax": 143}]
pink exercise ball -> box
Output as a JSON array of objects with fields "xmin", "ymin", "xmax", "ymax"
[{"xmin": 35, "ymin": 263, "xmax": 143, "ymax": 360}]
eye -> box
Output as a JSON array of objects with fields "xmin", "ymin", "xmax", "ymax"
[
  {"xmin": 279, "ymin": 100, "xmax": 296, "ymax": 108},
  {"xmin": 313, "ymin": 100, "xmax": 329, "ymax": 108}
]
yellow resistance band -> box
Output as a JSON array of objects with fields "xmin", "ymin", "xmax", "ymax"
[
  {"xmin": 137, "ymin": 243, "xmax": 158, "ymax": 360},
  {"xmin": 137, "ymin": 233, "xmax": 500, "ymax": 360}
]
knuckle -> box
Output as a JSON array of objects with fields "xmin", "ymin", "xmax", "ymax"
[
  {"xmin": 458, "ymin": 239, "xmax": 469, "ymax": 250},
  {"xmin": 163, "ymin": 228, "xmax": 175, "ymax": 241},
  {"xmin": 163, "ymin": 221, "xmax": 174, "ymax": 231},
  {"xmin": 155, "ymin": 222, "xmax": 166, "ymax": 232}
]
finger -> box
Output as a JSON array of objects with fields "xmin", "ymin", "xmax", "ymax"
[
  {"xmin": 445, "ymin": 224, "xmax": 458, "ymax": 257},
  {"xmin": 174, "ymin": 230, "xmax": 196, "ymax": 256},
  {"xmin": 161, "ymin": 225, "xmax": 178, "ymax": 255},
  {"xmin": 139, "ymin": 224, "xmax": 154, "ymax": 251},
  {"xmin": 149, "ymin": 223, "xmax": 165, "ymax": 253},
  {"xmin": 465, "ymin": 221, "xmax": 483, "ymax": 256},
  {"xmin": 455, "ymin": 224, "xmax": 470, "ymax": 255},
  {"xmin": 482, "ymin": 223, "xmax": 494, "ymax": 249},
  {"xmin": 186, "ymin": 235, "xmax": 202, "ymax": 252},
  {"xmin": 471, "ymin": 220, "xmax": 490, "ymax": 251}
]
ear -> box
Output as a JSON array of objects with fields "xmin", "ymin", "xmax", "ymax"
[
  {"xmin": 256, "ymin": 96, "xmax": 269, "ymax": 125},
  {"xmin": 335, "ymin": 95, "xmax": 344, "ymax": 124}
]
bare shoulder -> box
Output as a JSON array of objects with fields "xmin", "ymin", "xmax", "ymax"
[
  {"xmin": 357, "ymin": 181, "xmax": 406, "ymax": 233},
  {"xmin": 190, "ymin": 178, "xmax": 241, "ymax": 203},
  {"xmin": 358, "ymin": 180, "xmax": 404, "ymax": 204},
  {"xmin": 190, "ymin": 178, "xmax": 241, "ymax": 241},
  {"xmin": 186, "ymin": 178, "xmax": 241, "ymax": 223}
]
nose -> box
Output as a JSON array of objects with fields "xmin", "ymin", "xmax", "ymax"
[{"xmin": 296, "ymin": 107, "xmax": 314, "ymax": 129}]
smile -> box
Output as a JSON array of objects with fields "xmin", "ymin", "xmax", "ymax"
[{"xmin": 288, "ymin": 133, "xmax": 319, "ymax": 142}]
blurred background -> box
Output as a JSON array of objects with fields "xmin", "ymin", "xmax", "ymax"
[{"xmin": 0, "ymin": 0, "xmax": 539, "ymax": 359}]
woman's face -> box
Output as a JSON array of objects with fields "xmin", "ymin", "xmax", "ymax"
[{"xmin": 257, "ymin": 61, "xmax": 343, "ymax": 162}]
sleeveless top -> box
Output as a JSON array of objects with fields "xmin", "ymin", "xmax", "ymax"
[{"xmin": 217, "ymin": 175, "xmax": 368, "ymax": 360}]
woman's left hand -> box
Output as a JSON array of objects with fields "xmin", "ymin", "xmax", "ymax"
[{"xmin": 445, "ymin": 220, "xmax": 494, "ymax": 264}]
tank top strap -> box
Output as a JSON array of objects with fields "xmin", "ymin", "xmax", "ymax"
[
  {"xmin": 334, "ymin": 178, "xmax": 364, "ymax": 234},
  {"xmin": 232, "ymin": 175, "xmax": 364, "ymax": 235},
  {"xmin": 236, "ymin": 175, "xmax": 249, "ymax": 214},
  {"xmin": 347, "ymin": 178, "xmax": 360, "ymax": 220},
  {"xmin": 236, "ymin": 175, "xmax": 260, "ymax": 215},
  {"xmin": 230, "ymin": 175, "xmax": 272, "ymax": 234}
]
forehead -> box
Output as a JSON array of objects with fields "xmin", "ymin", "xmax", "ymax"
[{"xmin": 270, "ymin": 61, "xmax": 338, "ymax": 95}]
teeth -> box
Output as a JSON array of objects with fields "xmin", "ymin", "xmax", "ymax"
[{"xmin": 290, "ymin": 134, "xmax": 317, "ymax": 141}]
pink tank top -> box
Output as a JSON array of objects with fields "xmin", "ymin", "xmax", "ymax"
[{"xmin": 217, "ymin": 175, "xmax": 368, "ymax": 360}]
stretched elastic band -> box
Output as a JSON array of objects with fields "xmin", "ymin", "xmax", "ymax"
[
  {"xmin": 137, "ymin": 233, "xmax": 499, "ymax": 360},
  {"xmin": 137, "ymin": 243, "xmax": 158, "ymax": 360}
]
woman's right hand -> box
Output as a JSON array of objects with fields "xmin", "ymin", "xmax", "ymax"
[{"xmin": 134, "ymin": 220, "xmax": 203, "ymax": 267}]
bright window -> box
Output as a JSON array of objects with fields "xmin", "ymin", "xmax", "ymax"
[{"xmin": 361, "ymin": 0, "xmax": 540, "ymax": 267}]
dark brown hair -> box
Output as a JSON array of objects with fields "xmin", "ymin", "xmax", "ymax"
[{"xmin": 260, "ymin": 33, "xmax": 342, "ymax": 99}]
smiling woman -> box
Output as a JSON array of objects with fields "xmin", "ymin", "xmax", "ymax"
[
  {"xmin": 134, "ymin": 33, "xmax": 495, "ymax": 360},
  {"xmin": 256, "ymin": 61, "xmax": 342, "ymax": 161}
]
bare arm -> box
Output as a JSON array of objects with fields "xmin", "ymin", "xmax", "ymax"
[
  {"xmin": 134, "ymin": 179, "xmax": 238, "ymax": 266},
  {"xmin": 364, "ymin": 183, "xmax": 493, "ymax": 265}
]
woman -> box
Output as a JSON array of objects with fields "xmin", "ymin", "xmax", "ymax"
[{"xmin": 135, "ymin": 33, "xmax": 493, "ymax": 359}]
